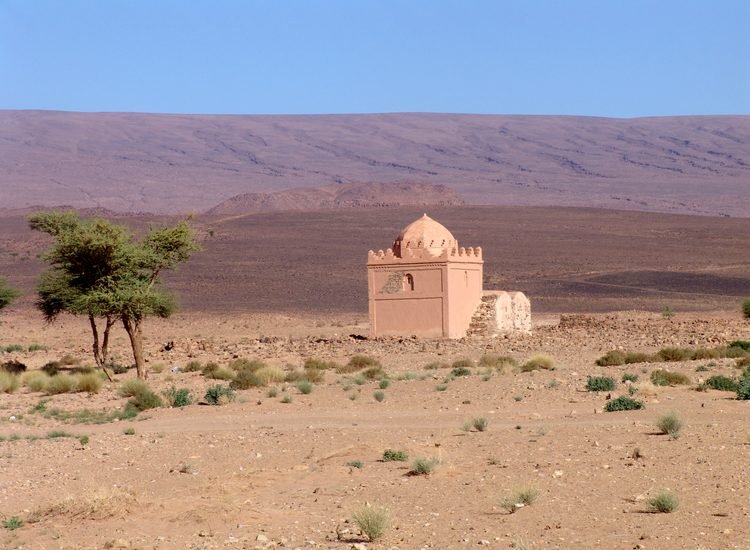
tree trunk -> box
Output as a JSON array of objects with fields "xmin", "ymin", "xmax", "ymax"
[
  {"xmin": 122, "ymin": 315, "xmax": 147, "ymax": 380},
  {"xmin": 88, "ymin": 315, "xmax": 113, "ymax": 382}
]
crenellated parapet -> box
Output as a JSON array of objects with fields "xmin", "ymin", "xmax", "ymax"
[{"xmin": 368, "ymin": 245, "xmax": 482, "ymax": 265}]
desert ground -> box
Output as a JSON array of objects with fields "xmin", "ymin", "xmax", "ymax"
[{"xmin": 1, "ymin": 206, "xmax": 750, "ymax": 549}]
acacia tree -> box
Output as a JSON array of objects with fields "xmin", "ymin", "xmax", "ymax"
[
  {"xmin": 0, "ymin": 276, "xmax": 20, "ymax": 312},
  {"xmin": 30, "ymin": 211, "xmax": 199, "ymax": 379}
]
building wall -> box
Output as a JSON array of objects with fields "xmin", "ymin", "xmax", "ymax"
[{"xmin": 445, "ymin": 262, "xmax": 484, "ymax": 338}]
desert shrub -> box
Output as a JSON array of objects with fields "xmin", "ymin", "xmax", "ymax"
[
  {"xmin": 379, "ymin": 378, "xmax": 390, "ymax": 389},
  {"xmin": 720, "ymin": 346, "xmax": 749, "ymax": 359},
  {"xmin": 500, "ymin": 486, "xmax": 539, "ymax": 513},
  {"xmin": 59, "ymin": 354, "xmax": 79, "ymax": 366},
  {"xmin": 742, "ymin": 298, "xmax": 750, "ymax": 320},
  {"xmin": 1, "ymin": 359, "xmax": 27, "ymax": 374},
  {"xmin": 595, "ymin": 350, "xmax": 625, "ymax": 366},
  {"xmin": 285, "ymin": 367, "xmax": 324, "ymax": 383},
  {"xmin": 162, "ymin": 386, "xmax": 192, "ymax": 407},
  {"xmin": 3, "ymin": 516, "xmax": 23, "ymax": 530},
  {"xmin": 119, "ymin": 379, "xmax": 149, "ymax": 398},
  {"xmin": 182, "ymin": 360, "xmax": 203, "ymax": 372},
  {"xmin": 347, "ymin": 460, "xmax": 364, "ymax": 469},
  {"xmin": 149, "ymin": 363, "xmax": 165, "ymax": 374},
  {"xmin": 22, "ymin": 370, "xmax": 51, "ymax": 392},
  {"xmin": 736, "ymin": 371, "xmax": 750, "ymax": 400},
  {"xmin": 382, "ymin": 449, "xmax": 408, "ymax": 462},
  {"xmin": 228, "ymin": 358, "xmax": 265, "ymax": 372},
  {"xmin": 657, "ymin": 347, "xmax": 693, "ymax": 362},
  {"xmin": 472, "ymin": 417, "xmax": 489, "ymax": 432},
  {"xmin": 451, "ymin": 358, "xmax": 473, "ymax": 370},
  {"xmin": 128, "ymin": 385, "xmax": 163, "ymax": 411},
  {"xmin": 41, "ymin": 361, "xmax": 61, "ymax": 376},
  {"xmin": 253, "ymin": 366, "xmax": 285, "ymax": 385},
  {"xmin": 691, "ymin": 347, "xmax": 720, "ymax": 360},
  {"xmin": 586, "ymin": 376, "xmax": 616, "ymax": 392},
  {"xmin": 424, "ymin": 361, "xmax": 449, "ymax": 370},
  {"xmin": 352, "ymin": 374, "xmax": 366, "ymax": 385},
  {"xmin": 351, "ymin": 504, "xmax": 389, "ymax": 542},
  {"xmin": 44, "ymin": 373, "xmax": 79, "ymax": 395},
  {"xmin": 373, "ymin": 390, "xmax": 385, "ymax": 402},
  {"xmin": 450, "ymin": 366, "xmax": 471, "ymax": 377},
  {"xmin": 206, "ymin": 365, "xmax": 235, "ymax": 381},
  {"xmin": 656, "ymin": 411, "xmax": 683, "ymax": 439},
  {"xmin": 362, "ymin": 366, "xmax": 385, "ymax": 380},
  {"xmin": 2, "ymin": 344, "xmax": 24, "ymax": 353},
  {"xmin": 27, "ymin": 343, "xmax": 46, "ymax": 352},
  {"xmin": 435, "ymin": 383, "xmax": 448, "ymax": 392},
  {"xmin": 107, "ymin": 362, "xmax": 130, "ymax": 375},
  {"xmin": 519, "ymin": 355, "xmax": 555, "ymax": 372},
  {"xmin": 736, "ymin": 357, "xmax": 750, "ymax": 369},
  {"xmin": 338, "ymin": 355, "xmax": 381, "ymax": 373},
  {"xmin": 267, "ymin": 387, "xmax": 278, "ymax": 398},
  {"xmin": 296, "ymin": 380, "xmax": 313, "ymax": 394},
  {"xmin": 705, "ymin": 375, "xmax": 738, "ymax": 392},
  {"xmin": 0, "ymin": 371, "xmax": 20, "ymax": 393},
  {"xmin": 622, "ymin": 373, "xmax": 639, "ymax": 383},
  {"xmin": 204, "ymin": 384, "xmax": 235, "ymax": 405},
  {"xmin": 410, "ymin": 457, "xmax": 438, "ymax": 475},
  {"xmin": 729, "ymin": 340, "xmax": 750, "ymax": 351},
  {"xmin": 647, "ymin": 490, "xmax": 678, "ymax": 513},
  {"xmin": 280, "ymin": 394, "xmax": 293, "ymax": 403},
  {"xmin": 604, "ymin": 396, "xmax": 644, "ymax": 412},
  {"xmin": 76, "ymin": 372, "xmax": 103, "ymax": 394},
  {"xmin": 303, "ymin": 358, "xmax": 339, "ymax": 370},
  {"xmin": 651, "ymin": 369, "xmax": 690, "ymax": 386},
  {"xmin": 230, "ymin": 369, "xmax": 263, "ymax": 389},
  {"xmin": 624, "ymin": 351, "xmax": 653, "ymax": 364}
]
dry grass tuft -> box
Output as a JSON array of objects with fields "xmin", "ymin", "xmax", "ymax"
[{"xmin": 28, "ymin": 488, "xmax": 139, "ymax": 523}]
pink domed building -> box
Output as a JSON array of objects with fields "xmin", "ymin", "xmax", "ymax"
[{"xmin": 367, "ymin": 214, "xmax": 530, "ymax": 338}]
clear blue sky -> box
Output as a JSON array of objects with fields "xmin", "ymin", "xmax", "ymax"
[{"xmin": 1, "ymin": 0, "xmax": 748, "ymax": 117}]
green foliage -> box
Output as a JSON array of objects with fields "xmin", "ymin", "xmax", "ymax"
[
  {"xmin": 500, "ymin": 486, "xmax": 540, "ymax": 513},
  {"xmin": 729, "ymin": 340, "xmax": 750, "ymax": 351},
  {"xmin": 472, "ymin": 417, "xmax": 489, "ymax": 432},
  {"xmin": 586, "ymin": 376, "xmax": 616, "ymax": 392},
  {"xmin": 595, "ymin": 350, "xmax": 625, "ymax": 366},
  {"xmin": 44, "ymin": 373, "xmax": 79, "ymax": 395},
  {"xmin": 29, "ymin": 211, "xmax": 199, "ymax": 379},
  {"xmin": 347, "ymin": 460, "xmax": 364, "ymax": 469},
  {"xmin": 661, "ymin": 305, "xmax": 675, "ymax": 319},
  {"xmin": 736, "ymin": 371, "xmax": 750, "ymax": 400},
  {"xmin": 742, "ymin": 298, "xmax": 750, "ymax": 320},
  {"xmin": 622, "ymin": 373, "xmax": 639, "ymax": 383},
  {"xmin": 27, "ymin": 343, "xmax": 47, "ymax": 352},
  {"xmin": 119, "ymin": 378, "xmax": 149, "ymax": 398},
  {"xmin": 266, "ymin": 387, "xmax": 278, "ymax": 398},
  {"xmin": 337, "ymin": 355, "xmax": 381, "ymax": 373},
  {"xmin": 705, "ymin": 375, "xmax": 738, "ymax": 392},
  {"xmin": 123, "ymin": 427, "xmax": 136, "ymax": 435},
  {"xmin": 451, "ymin": 358, "xmax": 473, "ymax": 370},
  {"xmin": 382, "ymin": 449, "xmax": 408, "ymax": 462},
  {"xmin": 228, "ymin": 358, "xmax": 265, "ymax": 372},
  {"xmin": 47, "ymin": 430, "xmax": 74, "ymax": 439},
  {"xmin": 435, "ymin": 384, "xmax": 448, "ymax": 392},
  {"xmin": 127, "ymin": 385, "xmax": 163, "ymax": 411},
  {"xmin": 76, "ymin": 372, "xmax": 103, "ymax": 393},
  {"xmin": 604, "ymin": 396, "xmax": 645, "ymax": 412},
  {"xmin": 373, "ymin": 390, "xmax": 385, "ymax": 402},
  {"xmin": 450, "ymin": 366, "xmax": 471, "ymax": 377},
  {"xmin": 296, "ymin": 380, "xmax": 313, "ymax": 394},
  {"xmin": 519, "ymin": 355, "xmax": 555, "ymax": 372},
  {"xmin": 424, "ymin": 361, "xmax": 449, "ymax": 370},
  {"xmin": 2, "ymin": 516, "xmax": 23, "ymax": 530},
  {"xmin": 410, "ymin": 457, "xmax": 439, "ymax": 475},
  {"xmin": 0, "ymin": 276, "xmax": 20, "ymax": 312},
  {"xmin": 206, "ymin": 365, "xmax": 236, "ymax": 381},
  {"xmin": 624, "ymin": 351, "xmax": 652, "ymax": 364},
  {"xmin": 303, "ymin": 357, "xmax": 339, "ymax": 370},
  {"xmin": 657, "ymin": 347, "xmax": 693, "ymax": 362},
  {"xmin": 254, "ymin": 366, "xmax": 285, "ymax": 385},
  {"xmin": 352, "ymin": 504, "xmax": 389, "ymax": 542},
  {"xmin": 656, "ymin": 411, "xmax": 683, "ymax": 439},
  {"xmin": 362, "ymin": 366, "xmax": 386, "ymax": 380},
  {"xmin": 378, "ymin": 378, "xmax": 390, "ymax": 390},
  {"xmin": 281, "ymin": 394, "xmax": 293, "ymax": 403},
  {"xmin": 182, "ymin": 360, "xmax": 203, "ymax": 372},
  {"xmin": 0, "ymin": 371, "xmax": 20, "ymax": 393},
  {"xmin": 2, "ymin": 344, "xmax": 25, "ymax": 354},
  {"xmin": 230, "ymin": 369, "xmax": 263, "ymax": 390},
  {"xmin": 79, "ymin": 435, "xmax": 89, "ymax": 446},
  {"xmin": 162, "ymin": 386, "xmax": 192, "ymax": 407},
  {"xmin": 692, "ymin": 347, "xmax": 720, "ymax": 360},
  {"xmin": 647, "ymin": 490, "xmax": 679, "ymax": 513},
  {"xmin": 204, "ymin": 384, "xmax": 235, "ymax": 405},
  {"xmin": 651, "ymin": 369, "xmax": 690, "ymax": 386}
]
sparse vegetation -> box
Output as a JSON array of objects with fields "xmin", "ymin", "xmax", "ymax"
[
  {"xmin": 586, "ymin": 376, "xmax": 616, "ymax": 392},
  {"xmin": 742, "ymin": 298, "xmax": 750, "ymax": 320},
  {"xmin": 479, "ymin": 354, "xmax": 517, "ymax": 372},
  {"xmin": 519, "ymin": 355, "xmax": 554, "ymax": 372},
  {"xmin": 622, "ymin": 373, "xmax": 639, "ymax": 383},
  {"xmin": 501, "ymin": 486, "xmax": 540, "ymax": 513},
  {"xmin": 2, "ymin": 516, "xmax": 23, "ymax": 530},
  {"xmin": 204, "ymin": 384, "xmax": 235, "ymax": 405},
  {"xmin": 230, "ymin": 369, "xmax": 263, "ymax": 390},
  {"xmin": 0, "ymin": 371, "xmax": 20, "ymax": 393},
  {"xmin": 736, "ymin": 369, "xmax": 750, "ymax": 400},
  {"xmin": 373, "ymin": 390, "xmax": 385, "ymax": 402},
  {"xmin": 410, "ymin": 456, "xmax": 439, "ymax": 475},
  {"xmin": 296, "ymin": 380, "xmax": 313, "ymax": 394},
  {"xmin": 382, "ymin": 449, "xmax": 408, "ymax": 462},
  {"xmin": 182, "ymin": 360, "xmax": 203, "ymax": 372},
  {"xmin": 378, "ymin": 378, "xmax": 390, "ymax": 389},
  {"xmin": 647, "ymin": 490, "xmax": 678, "ymax": 513},
  {"xmin": 450, "ymin": 366, "xmax": 471, "ymax": 377},
  {"xmin": 303, "ymin": 357, "xmax": 339, "ymax": 371},
  {"xmin": 162, "ymin": 386, "xmax": 192, "ymax": 407},
  {"xmin": 0, "ymin": 276, "xmax": 20, "ymax": 313},
  {"xmin": 656, "ymin": 411, "xmax": 683, "ymax": 439},
  {"xmin": 704, "ymin": 375, "xmax": 738, "ymax": 392},
  {"xmin": 595, "ymin": 350, "xmax": 625, "ymax": 366},
  {"xmin": 254, "ymin": 366, "xmax": 286, "ymax": 385},
  {"xmin": 206, "ymin": 365, "xmax": 236, "ymax": 381},
  {"xmin": 472, "ymin": 417, "xmax": 489, "ymax": 432},
  {"xmin": 424, "ymin": 361, "xmax": 449, "ymax": 370},
  {"xmin": 650, "ymin": 369, "xmax": 690, "ymax": 386},
  {"xmin": 604, "ymin": 396, "xmax": 644, "ymax": 412},
  {"xmin": 351, "ymin": 504, "xmax": 389, "ymax": 542},
  {"xmin": 337, "ymin": 355, "xmax": 381, "ymax": 374}
]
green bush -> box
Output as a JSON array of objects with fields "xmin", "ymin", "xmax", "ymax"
[
  {"xmin": 595, "ymin": 350, "xmax": 625, "ymax": 366},
  {"xmin": 163, "ymin": 386, "xmax": 192, "ymax": 407},
  {"xmin": 729, "ymin": 340, "xmax": 750, "ymax": 351},
  {"xmin": 742, "ymin": 298, "xmax": 750, "ymax": 320},
  {"xmin": 230, "ymin": 369, "xmax": 263, "ymax": 389},
  {"xmin": 373, "ymin": 390, "xmax": 385, "ymax": 402},
  {"xmin": 379, "ymin": 378, "xmax": 390, "ymax": 390},
  {"xmin": 479, "ymin": 354, "xmax": 517, "ymax": 370},
  {"xmin": 647, "ymin": 490, "xmax": 678, "ymax": 513},
  {"xmin": 253, "ymin": 366, "xmax": 285, "ymax": 385},
  {"xmin": 519, "ymin": 355, "xmax": 554, "ymax": 372},
  {"xmin": 692, "ymin": 348, "xmax": 720, "ymax": 360},
  {"xmin": 451, "ymin": 358, "xmax": 473, "ymax": 370},
  {"xmin": 736, "ymin": 372, "xmax": 750, "ymax": 400},
  {"xmin": 128, "ymin": 385, "xmax": 163, "ymax": 411},
  {"xmin": 622, "ymin": 373, "xmax": 639, "ymax": 383},
  {"xmin": 204, "ymin": 384, "xmax": 236, "ymax": 405},
  {"xmin": 182, "ymin": 360, "xmax": 203, "ymax": 372},
  {"xmin": 76, "ymin": 372, "xmax": 103, "ymax": 394},
  {"xmin": 500, "ymin": 486, "xmax": 539, "ymax": 513},
  {"xmin": 2, "ymin": 344, "xmax": 24, "ymax": 353},
  {"xmin": 27, "ymin": 343, "xmax": 47, "ymax": 352},
  {"xmin": 303, "ymin": 358, "xmax": 339, "ymax": 370},
  {"xmin": 206, "ymin": 365, "xmax": 235, "ymax": 381},
  {"xmin": 228, "ymin": 358, "xmax": 265, "ymax": 372},
  {"xmin": 656, "ymin": 411, "xmax": 682, "ymax": 439},
  {"xmin": 44, "ymin": 373, "xmax": 79, "ymax": 395},
  {"xmin": 352, "ymin": 504, "xmax": 389, "ymax": 542},
  {"xmin": 586, "ymin": 376, "xmax": 616, "ymax": 392},
  {"xmin": 624, "ymin": 351, "xmax": 653, "ymax": 364},
  {"xmin": 21, "ymin": 370, "xmax": 50, "ymax": 392},
  {"xmin": 651, "ymin": 369, "xmax": 690, "ymax": 386},
  {"xmin": 337, "ymin": 355, "xmax": 381, "ymax": 373},
  {"xmin": 362, "ymin": 366, "xmax": 386, "ymax": 380},
  {"xmin": 604, "ymin": 396, "xmax": 644, "ymax": 412},
  {"xmin": 450, "ymin": 366, "xmax": 471, "ymax": 377},
  {"xmin": 472, "ymin": 417, "xmax": 489, "ymax": 432},
  {"xmin": 721, "ymin": 346, "xmax": 749, "ymax": 359},
  {"xmin": 382, "ymin": 449, "xmax": 408, "ymax": 462},
  {"xmin": 296, "ymin": 380, "xmax": 313, "ymax": 394},
  {"xmin": 410, "ymin": 457, "xmax": 439, "ymax": 475},
  {"xmin": 705, "ymin": 375, "xmax": 738, "ymax": 392},
  {"xmin": 657, "ymin": 347, "xmax": 693, "ymax": 362},
  {"xmin": 119, "ymin": 378, "xmax": 149, "ymax": 398}
]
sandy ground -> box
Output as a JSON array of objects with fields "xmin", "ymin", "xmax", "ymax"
[{"xmin": 1, "ymin": 309, "xmax": 750, "ymax": 549}]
